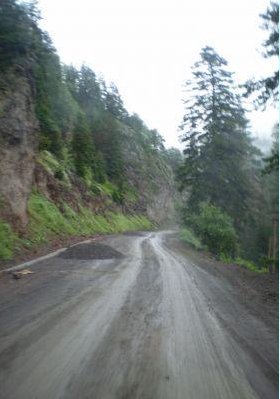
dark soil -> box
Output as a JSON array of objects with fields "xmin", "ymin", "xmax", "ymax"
[
  {"xmin": 59, "ymin": 243, "xmax": 124, "ymax": 260},
  {"xmin": 122, "ymin": 231, "xmax": 146, "ymax": 237}
]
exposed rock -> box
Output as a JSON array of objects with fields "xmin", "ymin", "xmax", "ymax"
[
  {"xmin": 121, "ymin": 124, "xmax": 177, "ymax": 224},
  {"xmin": 0, "ymin": 70, "xmax": 38, "ymax": 230}
]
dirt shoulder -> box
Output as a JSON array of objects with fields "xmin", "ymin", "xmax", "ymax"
[{"xmin": 165, "ymin": 234, "xmax": 278, "ymax": 331}]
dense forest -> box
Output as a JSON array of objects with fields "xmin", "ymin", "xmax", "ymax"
[{"xmin": 178, "ymin": 2, "xmax": 278, "ymax": 270}]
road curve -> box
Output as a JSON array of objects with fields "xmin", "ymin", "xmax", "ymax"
[{"xmin": 0, "ymin": 231, "xmax": 278, "ymax": 399}]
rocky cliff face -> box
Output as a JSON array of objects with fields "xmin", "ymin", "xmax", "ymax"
[
  {"xmin": 121, "ymin": 125, "xmax": 176, "ymax": 225},
  {"xmin": 0, "ymin": 70, "xmax": 38, "ymax": 230}
]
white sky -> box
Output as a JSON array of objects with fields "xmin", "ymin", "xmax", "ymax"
[{"xmin": 37, "ymin": 0, "xmax": 278, "ymax": 149}]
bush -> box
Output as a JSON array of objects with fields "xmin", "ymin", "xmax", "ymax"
[
  {"xmin": 219, "ymin": 252, "xmax": 232, "ymax": 264},
  {"xmin": 179, "ymin": 228, "xmax": 203, "ymax": 250},
  {"xmin": 235, "ymin": 257, "xmax": 268, "ymax": 273},
  {"xmin": 38, "ymin": 151, "xmax": 71, "ymax": 186},
  {"xmin": 190, "ymin": 202, "xmax": 238, "ymax": 257}
]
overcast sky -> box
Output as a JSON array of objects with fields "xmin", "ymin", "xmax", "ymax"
[{"xmin": 37, "ymin": 0, "xmax": 278, "ymax": 149}]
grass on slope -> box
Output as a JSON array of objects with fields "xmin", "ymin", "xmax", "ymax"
[
  {"xmin": 0, "ymin": 221, "xmax": 18, "ymax": 260},
  {"xmin": 0, "ymin": 193, "xmax": 153, "ymax": 260}
]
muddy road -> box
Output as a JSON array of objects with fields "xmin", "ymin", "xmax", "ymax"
[{"xmin": 0, "ymin": 231, "xmax": 278, "ymax": 399}]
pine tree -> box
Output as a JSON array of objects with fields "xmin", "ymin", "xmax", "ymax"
[
  {"xmin": 71, "ymin": 113, "xmax": 95, "ymax": 179},
  {"xmin": 179, "ymin": 47, "xmax": 254, "ymax": 223},
  {"xmin": 104, "ymin": 83, "xmax": 128, "ymax": 120}
]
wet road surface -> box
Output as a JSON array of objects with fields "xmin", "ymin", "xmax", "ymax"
[{"xmin": 0, "ymin": 231, "xmax": 278, "ymax": 398}]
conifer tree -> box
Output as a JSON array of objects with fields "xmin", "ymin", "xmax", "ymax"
[{"xmin": 180, "ymin": 47, "xmax": 255, "ymax": 223}]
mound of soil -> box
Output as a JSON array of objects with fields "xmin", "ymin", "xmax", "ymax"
[
  {"xmin": 122, "ymin": 231, "xmax": 146, "ymax": 237},
  {"xmin": 59, "ymin": 243, "xmax": 124, "ymax": 260}
]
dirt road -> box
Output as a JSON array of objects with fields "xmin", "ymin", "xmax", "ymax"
[{"xmin": 0, "ymin": 231, "xmax": 278, "ymax": 398}]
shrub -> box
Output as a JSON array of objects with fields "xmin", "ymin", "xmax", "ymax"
[
  {"xmin": 38, "ymin": 150, "xmax": 71, "ymax": 186},
  {"xmin": 235, "ymin": 257, "xmax": 268, "ymax": 273},
  {"xmin": 219, "ymin": 252, "xmax": 232, "ymax": 264},
  {"xmin": 179, "ymin": 228, "xmax": 203, "ymax": 250},
  {"xmin": 190, "ymin": 202, "xmax": 238, "ymax": 257}
]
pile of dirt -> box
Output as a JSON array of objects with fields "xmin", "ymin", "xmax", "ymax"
[{"xmin": 59, "ymin": 242, "xmax": 124, "ymax": 260}]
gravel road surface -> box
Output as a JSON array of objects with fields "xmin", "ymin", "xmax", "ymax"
[{"xmin": 0, "ymin": 231, "xmax": 278, "ymax": 399}]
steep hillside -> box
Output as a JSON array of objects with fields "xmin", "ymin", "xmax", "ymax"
[
  {"xmin": 0, "ymin": 1, "xmax": 179, "ymax": 262},
  {"xmin": 121, "ymin": 123, "xmax": 176, "ymax": 223}
]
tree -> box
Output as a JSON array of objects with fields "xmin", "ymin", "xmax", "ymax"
[
  {"xmin": 34, "ymin": 33, "xmax": 68, "ymax": 157},
  {"xmin": 104, "ymin": 83, "xmax": 128, "ymax": 120},
  {"xmin": 126, "ymin": 113, "xmax": 146, "ymax": 132},
  {"xmin": 244, "ymin": 2, "xmax": 279, "ymax": 108},
  {"xmin": 92, "ymin": 114, "xmax": 124, "ymax": 183},
  {"xmin": 77, "ymin": 65, "xmax": 103, "ymax": 119},
  {"xmin": 63, "ymin": 64, "xmax": 80, "ymax": 100},
  {"xmin": 148, "ymin": 129, "xmax": 165, "ymax": 151},
  {"xmin": 71, "ymin": 113, "xmax": 92, "ymax": 178},
  {"xmin": 0, "ymin": 0, "xmax": 40, "ymax": 71},
  {"xmin": 179, "ymin": 47, "xmax": 254, "ymax": 225},
  {"xmin": 263, "ymin": 124, "xmax": 279, "ymax": 174}
]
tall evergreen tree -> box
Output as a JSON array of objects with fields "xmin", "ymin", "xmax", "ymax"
[
  {"xmin": 71, "ymin": 113, "xmax": 95, "ymax": 179},
  {"xmin": 77, "ymin": 65, "xmax": 103, "ymax": 119},
  {"xmin": 104, "ymin": 83, "xmax": 128, "ymax": 120},
  {"xmin": 179, "ymin": 47, "xmax": 255, "ymax": 224}
]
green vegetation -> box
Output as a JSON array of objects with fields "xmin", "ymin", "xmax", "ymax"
[
  {"xmin": 178, "ymin": 42, "xmax": 278, "ymax": 268},
  {"xmin": 28, "ymin": 193, "xmax": 76, "ymax": 242},
  {"xmin": 234, "ymin": 257, "xmax": 268, "ymax": 274},
  {"xmin": 179, "ymin": 228, "xmax": 203, "ymax": 251},
  {"xmin": 186, "ymin": 203, "xmax": 238, "ymax": 258},
  {"xmin": 27, "ymin": 192, "xmax": 152, "ymax": 245},
  {"xmin": 0, "ymin": 193, "xmax": 152, "ymax": 260},
  {"xmin": 179, "ymin": 46, "xmax": 253, "ymax": 223},
  {"xmin": 0, "ymin": 221, "xmax": 16, "ymax": 260},
  {"xmin": 218, "ymin": 253, "xmax": 268, "ymax": 273},
  {"xmin": 179, "ymin": 221, "xmax": 268, "ymax": 273}
]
